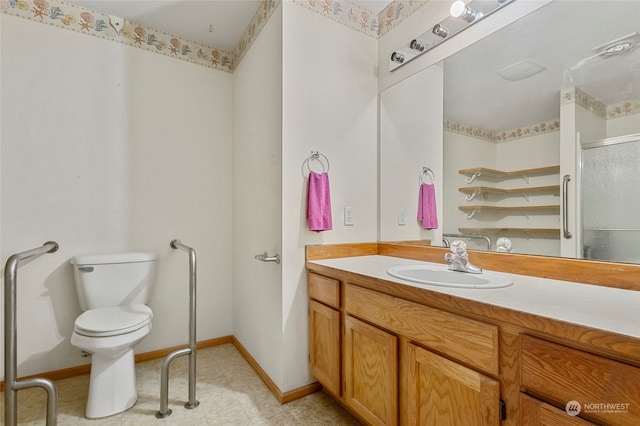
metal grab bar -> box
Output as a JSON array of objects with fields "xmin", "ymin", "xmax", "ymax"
[
  {"xmin": 562, "ymin": 175, "xmax": 573, "ymax": 239},
  {"xmin": 4, "ymin": 241, "xmax": 59, "ymax": 426},
  {"xmin": 157, "ymin": 240, "xmax": 199, "ymax": 418}
]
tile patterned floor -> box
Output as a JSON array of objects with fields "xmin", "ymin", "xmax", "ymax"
[{"xmin": 2, "ymin": 344, "xmax": 360, "ymax": 425}]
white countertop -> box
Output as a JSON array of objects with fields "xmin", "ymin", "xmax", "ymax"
[{"xmin": 308, "ymin": 255, "xmax": 640, "ymax": 340}]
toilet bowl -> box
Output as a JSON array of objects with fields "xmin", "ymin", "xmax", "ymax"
[
  {"xmin": 70, "ymin": 252, "xmax": 157, "ymax": 419},
  {"xmin": 71, "ymin": 304, "xmax": 152, "ymax": 418}
]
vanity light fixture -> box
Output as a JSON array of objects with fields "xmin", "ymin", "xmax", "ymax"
[
  {"xmin": 432, "ymin": 24, "xmax": 449, "ymax": 39},
  {"xmin": 410, "ymin": 39, "xmax": 426, "ymax": 52},
  {"xmin": 450, "ymin": 1, "xmax": 482, "ymax": 23},
  {"xmin": 389, "ymin": 0, "xmax": 516, "ymax": 71},
  {"xmin": 390, "ymin": 51, "xmax": 405, "ymax": 64}
]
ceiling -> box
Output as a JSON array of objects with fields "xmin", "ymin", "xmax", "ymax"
[
  {"xmin": 68, "ymin": 0, "xmax": 393, "ymax": 52},
  {"xmin": 444, "ymin": 0, "xmax": 640, "ymax": 132}
]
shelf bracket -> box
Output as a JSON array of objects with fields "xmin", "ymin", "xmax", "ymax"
[
  {"xmin": 524, "ymin": 211, "xmax": 531, "ymax": 220},
  {"xmin": 521, "ymin": 174, "xmax": 530, "ymax": 184},
  {"xmin": 523, "ymin": 193, "xmax": 530, "ymax": 202},
  {"xmin": 465, "ymin": 171, "xmax": 482, "ymax": 184},
  {"xmin": 465, "ymin": 189, "xmax": 482, "ymax": 201},
  {"xmin": 465, "ymin": 208, "xmax": 480, "ymax": 219}
]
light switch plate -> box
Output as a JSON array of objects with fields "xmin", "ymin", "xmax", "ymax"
[
  {"xmin": 398, "ymin": 208, "xmax": 406, "ymax": 225},
  {"xmin": 344, "ymin": 206, "xmax": 354, "ymax": 226}
]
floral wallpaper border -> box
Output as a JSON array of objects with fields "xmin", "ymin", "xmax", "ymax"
[
  {"xmin": 561, "ymin": 87, "xmax": 640, "ymax": 120},
  {"xmin": 2, "ymin": 0, "xmax": 427, "ymax": 73},
  {"xmin": 495, "ymin": 119, "xmax": 560, "ymax": 143},
  {"xmin": 290, "ymin": 0, "xmax": 428, "ymax": 38},
  {"xmin": 1, "ymin": 0, "xmax": 388, "ymax": 73},
  {"xmin": 444, "ymin": 118, "xmax": 561, "ymax": 143},
  {"xmin": 1, "ymin": 0, "xmax": 235, "ymax": 72},
  {"xmin": 378, "ymin": 0, "xmax": 428, "ymax": 37},
  {"xmin": 292, "ymin": 0, "xmax": 379, "ymax": 38},
  {"xmin": 607, "ymin": 98, "xmax": 640, "ymax": 119},
  {"xmin": 565, "ymin": 87, "xmax": 607, "ymax": 119},
  {"xmin": 234, "ymin": 0, "xmax": 281, "ymax": 67},
  {"xmin": 443, "ymin": 120, "xmax": 496, "ymax": 143}
]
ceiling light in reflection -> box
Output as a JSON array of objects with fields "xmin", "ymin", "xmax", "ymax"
[
  {"xmin": 450, "ymin": 1, "xmax": 482, "ymax": 23},
  {"xmin": 432, "ymin": 23, "xmax": 449, "ymax": 38}
]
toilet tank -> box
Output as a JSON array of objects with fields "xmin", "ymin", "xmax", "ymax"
[{"xmin": 71, "ymin": 252, "xmax": 158, "ymax": 311}]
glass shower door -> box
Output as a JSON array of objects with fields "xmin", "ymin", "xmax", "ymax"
[{"xmin": 581, "ymin": 134, "xmax": 640, "ymax": 263}]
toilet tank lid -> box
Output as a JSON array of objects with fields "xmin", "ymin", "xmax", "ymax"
[{"xmin": 70, "ymin": 251, "xmax": 158, "ymax": 265}]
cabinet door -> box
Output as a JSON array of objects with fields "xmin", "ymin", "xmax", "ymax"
[
  {"xmin": 405, "ymin": 343, "xmax": 500, "ymax": 425},
  {"xmin": 344, "ymin": 315, "xmax": 398, "ymax": 426},
  {"xmin": 309, "ymin": 300, "xmax": 341, "ymax": 396}
]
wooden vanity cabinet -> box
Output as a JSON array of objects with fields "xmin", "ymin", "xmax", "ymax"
[
  {"xmin": 344, "ymin": 283, "xmax": 501, "ymax": 425},
  {"xmin": 308, "ymin": 273, "xmax": 341, "ymax": 397},
  {"xmin": 307, "ymin": 256, "xmax": 640, "ymax": 426},
  {"xmin": 308, "ymin": 271, "xmax": 503, "ymax": 425}
]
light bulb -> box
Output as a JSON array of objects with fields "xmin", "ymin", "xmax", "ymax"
[
  {"xmin": 432, "ymin": 24, "xmax": 449, "ymax": 38},
  {"xmin": 450, "ymin": 0, "xmax": 481, "ymax": 22},
  {"xmin": 390, "ymin": 52, "xmax": 405, "ymax": 64},
  {"xmin": 410, "ymin": 39, "xmax": 426, "ymax": 52},
  {"xmin": 450, "ymin": 1, "xmax": 466, "ymax": 18}
]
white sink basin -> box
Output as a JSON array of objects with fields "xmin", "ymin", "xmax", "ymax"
[{"xmin": 387, "ymin": 264, "xmax": 513, "ymax": 289}]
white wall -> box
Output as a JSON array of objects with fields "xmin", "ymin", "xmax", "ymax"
[
  {"xmin": 496, "ymin": 133, "xmax": 559, "ymax": 174},
  {"xmin": 379, "ymin": 65, "xmax": 443, "ymax": 243},
  {"xmin": 443, "ymin": 131, "xmax": 496, "ymax": 250},
  {"xmin": 607, "ymin": 113, "xmax": 640, "ymax": 137},
  {"xmin": 281, "ymin": 2, "xmax": 378, "ymax": 391},
  {"xmin": 232, "ymin": 5, "xmax": 284, "ymax": 389},
  {"xmin": 1, "ymin": 14, "xmax": 233, "ymax": 378}
]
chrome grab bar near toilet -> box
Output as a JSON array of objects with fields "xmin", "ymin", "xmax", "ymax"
[
  {"xmin": 157, "ymin": 240, "xmax": 200, "ymax": 418},
  {"xmin": 4, "ymin": 241, "xmax": 59, "ymax": 426}
]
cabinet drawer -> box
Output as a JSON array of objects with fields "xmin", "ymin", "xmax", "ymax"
[
  {"xmin": 521, "ymin": 335, "xmax": 640, "ymax": 425},
  {"xmin": 308, "ymin": 273, "xmax": 340, "ymax": 308},
  {"xmin": 520, "ymin": 393, "xmax": 594, "ymax": 425},
  {"xmin": 345, "ymin": 284, "xmax": 499, "ymax": 375}
]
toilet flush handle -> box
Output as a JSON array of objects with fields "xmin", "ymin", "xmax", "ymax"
[{"xmin": 78, "ymin": 266, "xmax": 94, "ymax": 272}]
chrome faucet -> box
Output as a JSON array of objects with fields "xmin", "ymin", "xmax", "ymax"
[{"xmin": 445, "ymin": 240, "xmax": 482, "ymax": 274}]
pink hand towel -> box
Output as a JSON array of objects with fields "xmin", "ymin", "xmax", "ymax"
[
  {"xmin": 417, "ymin": 183, "xmax": 438, "ymax": 230},
  {"xmin": 307, "ymin": 171, "xmax": 333, "ymax": 232}
]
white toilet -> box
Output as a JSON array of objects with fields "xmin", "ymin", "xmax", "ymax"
[{"xmin": 70, "ymin": 251, "xmax": 158, "ymax": 419}]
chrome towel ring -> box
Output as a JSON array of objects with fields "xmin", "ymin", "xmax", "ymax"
[
  {"xmin": 302, "ymin": 151, "xmax": 330, "ymax": 176},
  {"xmin": 420, "ymin": 167, "xmax": 435, "ymax": 184}
]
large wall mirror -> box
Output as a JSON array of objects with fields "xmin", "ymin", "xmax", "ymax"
[{"xmin": 379, "ymin": 0, "xmax": 640, "ymax": 263}]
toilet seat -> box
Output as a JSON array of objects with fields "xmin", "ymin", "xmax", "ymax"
[{"xmin": 75, "ymin": 304, "xmax": 152, "ymax": 337}]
